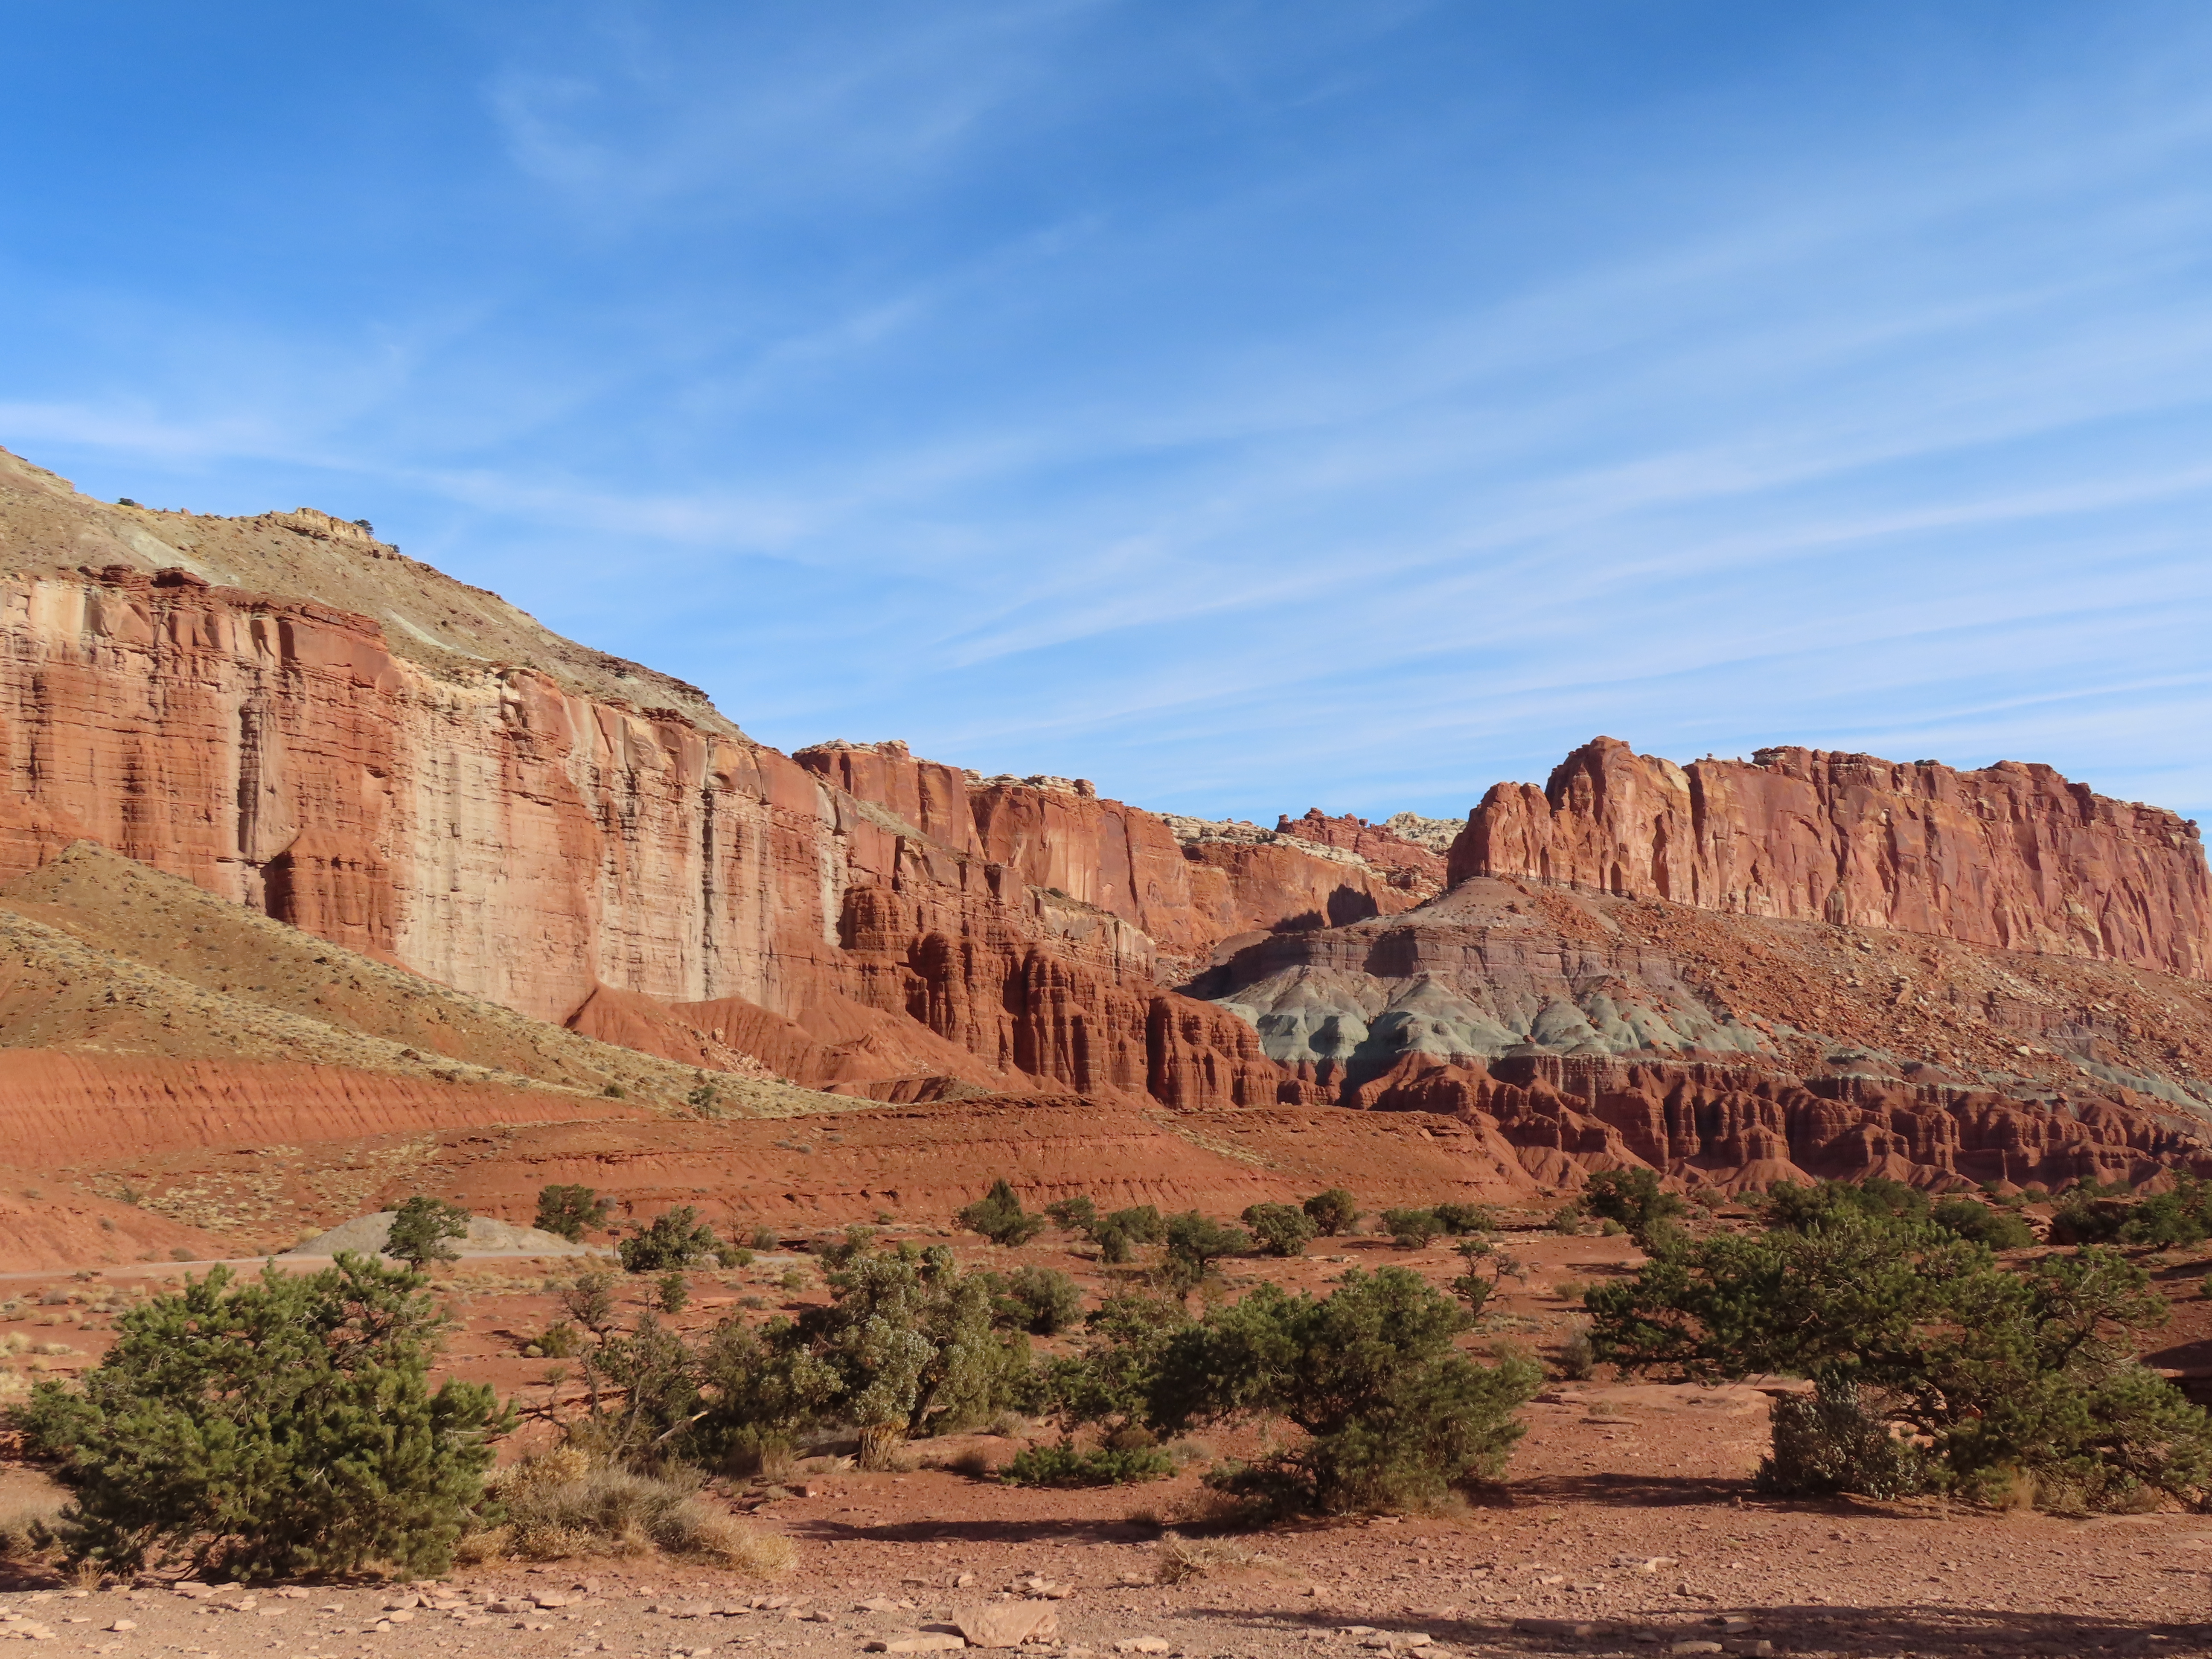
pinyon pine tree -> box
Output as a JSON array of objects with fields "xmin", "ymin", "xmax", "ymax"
[{"xmin": 19, "ymin": 1255, "xmax": 510, "ymax": 1579}]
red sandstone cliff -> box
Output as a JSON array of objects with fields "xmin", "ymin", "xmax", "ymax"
[
  {"xmin": 0, "ymin": 451, "xmax": 1409, "ymax": 1109},
  {"xmin": 1449, "ymin": 737, "xmax": 2212, "ymax": 978}
]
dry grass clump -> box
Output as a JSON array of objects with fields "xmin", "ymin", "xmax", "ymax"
[
  {"xmin": 477, "ymin": 1445, "xmax": 792, "ymax": 1576},
  {"xmin": 0, "ymin": 1495, "xmax": 63, "ymax": 1561},
  {"xmin": 1153, "ymin": 1531, "xmax": 1284, "ymax": 1583}
]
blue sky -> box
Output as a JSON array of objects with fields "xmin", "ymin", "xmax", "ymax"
[{"xmin": 4, "ymin": 2, "xmax": 2211, "ymax": 826}]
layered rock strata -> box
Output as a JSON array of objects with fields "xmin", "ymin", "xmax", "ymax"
[
  {"xmin": 0, "ymin": 452, "xmax": 1390, "ymax": 1108},
  {"xmin": 1452, "ymin": 736, "xmax": 2212, "ymax": 978},
  {"xmin": 1187, "ymin": 874, "xmax": 2212, "ymax": 1189}
]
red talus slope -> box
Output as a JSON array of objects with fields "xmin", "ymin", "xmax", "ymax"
[
  {"xmin": 1451, "ymin": 736, "xmax": 2212, "ymax": 977},
  {"xmin": 0, "ymin": 1051, "xmax": 646, "ymax": 1168}
]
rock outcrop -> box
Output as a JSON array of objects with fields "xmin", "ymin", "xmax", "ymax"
[
  {"xmin": 1186, "ymin": 872, "xmax": 2212, "ymax": 1190},
  {"xmin": 1276, "ymin": 807, "xmax": 1449, "ymax": 891},
  {"xmin": 1452, "ymin": 736, "xmax": 2212, "ymax": 978}
]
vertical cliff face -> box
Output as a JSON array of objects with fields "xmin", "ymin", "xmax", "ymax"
[
  {"xmin": 1449, "ymin": 736, "xmax": 2212, "ymax": 978},
  {"xmin": 0, "ymin": 446, "xmax": 1415, "ymax": 1110}
]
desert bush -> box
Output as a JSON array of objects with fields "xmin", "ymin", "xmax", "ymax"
[
  {"xmin": 1159, "ymin": 1212, "xmax": 1250, "ymax": 1298},
  {"xmin": 2119, "ymin": 1181, "xmax": 2212, "ymax": 1249},
  {"xmin": 619, "ymin": 1207, "xmax": 722, "ymax": 1274},
  {"xmin": 1587, "ymin": 1211, "xmax": 2212, "ymax": 1511},
  {"xmin": 1555, "ymin": 1323, "xmax": 1596, "ymax": 1381},
  {"xmin": 1090, "ymin": 1204, "xmax": 1168, "ymax": 1264},
  {"xmin": 1379, "ymin": 1208, "xmax": 1443, "ymax": 1249},
  {"xmin": 535, "ymin": 1184, "xmax": 614, "ymax": 1243},
  {"xmin": 1580, "ymin": 1169, "xmax": 1686, "ymax": 1247},
  {"xmin": 1145, "ymin": 1266, "xmax": 1540, "ymax": 1514},
  {"xmin": 1240, "ymin": 1202, "xmax": 1318, "ymax": 1258},
  {"xmin": 1757, "ymin": 1379, "xmax": 1933, "ymax": 1499},
  {"xmin": 387, "ymin": 1194, "xmax": 471, "ymax": 1269},
  {"xmin": 1931, "ymin": 1197, "xmax": 2036, "ymax": 1250},
  {"xmin": 1046, "ymin": 1196, "xmax": 1099, "ymax": 1233},
  {"xmin": 655, "ymin": 1272, "xmax": 691, "ymax": 1314},
  {"xmin": 1042, "ymin": 1294, "xmax": 1193, "ymax": 1442},
  {"xmin": 1001, "ymin": 1439, "xmax": 1175, "ymax": 1487},
  {"xmin": 1431, "ymin": 1202, "xmax": 1496, "ymax": 1236},
  {"xmin": 959, "ymin": 1180, "xmax": 1045, "ymax": 1248},
  {"xmin": 1760, "ymin": 1177, "xmax": 1928, "ymax": 1235},
  {"xmin": 535, "ymin": 1322, "xmax": 583, "ymax": 1359},
  {"xmin": 1302, "ymin": 1190, "xmax": 1361, "ymax": 1236},
  {"xmin": 813, "ymin": 1225, "xmax": 878, "ymax": 1269},
  {"xmin": 0, "ymin": 1495, "xmax": 60, "ymax": 1561},
  {"xmin": 490, "ymin": 1443, "xmax": 792, "ymax": 1572},
  {"xmin": 991, "ymin": 1266, "xmax": 1086, "ymax": 1335},
  {"xmin": 18, "ymin": 1254, "xmax": 509, "ymax": 1579},
  {"xmin": 1154, "ymin": 1532, "xmax": 1283, "ymax": 1582},
  {"xmin": 560, "ymin": 1269, "xmax": 621, "ymax": 1338},
  {"xmin": 1447, "ymin": 1232, "xmax": 1527, "ymax": 1318},
  {"xmin": 688, "ymin": 1242, "xmax": 1033, "ymax": 1472}
]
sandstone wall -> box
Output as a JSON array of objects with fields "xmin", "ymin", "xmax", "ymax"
[
  {"xmin": 0, "ymin": 570, "xmax": 1336, "ymax": 1106},
  {"xmin": 1450, "ymin": 736, "xmax": 2212, "ymax": 978}
]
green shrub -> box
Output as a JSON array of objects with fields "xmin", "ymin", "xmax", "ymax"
[
  {"xmin": 1931, "ymin": 1197, "xmax": 2036, "ymax": 1250},
  {"xmin": 1045, "ymin": 1196, "xmax": 1099, "ymax": 1234},
  {"xmin": 1379, "ymin": 1207, "xmax": 1443, "ymax": 1249},
  {"xmin": 1159, "ymin": 1212, "xmax": 1250, "ymax": 1298},
  {"xmin": 1089, "ymin": 1204, "xmax": 1167, "ymax": 1263},
  {"xmin": 1581, "ymin": 1169, "xmax": 1686, "ymax": 1246},
  {"xmin": 1240, "ymin": 1202, "xmax": 1318, "ymax": 1257},
  {"xmin": 814, "ymin": 1225, "xmax": 879, "ymax": 1269},
  {"xmin": 1587, "ymin": 1211, "xmax": 2212, "ymax": 1511},
  {"xmin": 535, "ymin": 1321, "xmax": 582, "ymax": 1359},
  {"xmin": 535, "ymin": 1184, "xmax": 613, "ymax": 1243},
  {"xmin": 1002, "ymin": 1439, "xmax": 1175, "ymax": 1487},
  {"xmin": 18, "ymin": 1255, "xmax": 510, "ymax": 1578},
  {"xmin": 715, "ymin": 1246, "xmax": 754, "ymax": 1269},
  {"xmin": 619, "ymin": 1207, "xmax": 722, "ymax": 1274},
  {"xmin": 1758, "ymin": 1378, "xmax": 1933, "ymax": 1499},
  {"xmin": 1042, "ymin": 1295, "xmax": 1193, "ymax": 1441},
  {"xmin": 1302, "ymin": 1189, "xmax": 1361, "ymax": 1236},
  {"xmin": 751, "ymin": 1226, "xmax": 780, "ymax": 1251},
  {"xmin": 1146, "ymin": 1266, "xmax": 1540, "ymax": 1514},
  {"xmin": 958, "ymin": 1180, "xmax": 1045, "ymax": 1248},
  {"xmin": 993, "ymin": 1266, "xmax": 1085, "ymax": 1335},
  {"xmin": 1761, "ymin": 1178, "xmax": 1928, "ymax": 1235},
  {"xmin": 1432, "ymin": 1202, "xmax": 1496, "ymax": 1235},
  {"xmin": 630, "ymin": 1243, "xmax": 1038, "ymax": 1475},
  {"xmin": 655, "ymin": 1272, "xmax": 691, "ymax": 1314},
  {"xmin": 2119, "ymin": 1181, "xmax": 2212, "ymax": 1249},
  {"xmin": 387, "ymin": 1195, "xmax": 470, "ymax": 1269},
  {"xmin": 2048, "ymin": 1193, "xmax": 2131, "ymax": 1245}
]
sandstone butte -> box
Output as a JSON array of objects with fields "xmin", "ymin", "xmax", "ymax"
[{"xmin": 3, "ymin": 440, "xmax": 2212, "ymax": 1219}]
